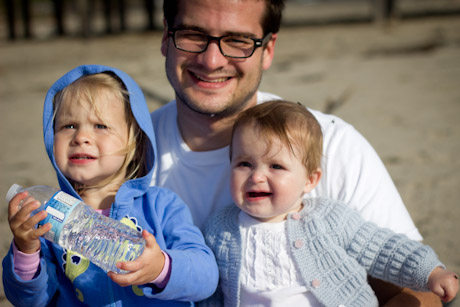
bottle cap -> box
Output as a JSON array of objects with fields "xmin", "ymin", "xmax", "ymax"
[{"xmin": 6, "ymin": 184, "xmax": 22, "ymax": 202}]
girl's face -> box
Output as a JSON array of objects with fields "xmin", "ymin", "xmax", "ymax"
[
  {"xmin": 230, "ymin": 125, "xmax": 320, "ymax": 223},
  {"xmin": 54, "ymin": 89, "xmax": 129, "ymax": 187}
]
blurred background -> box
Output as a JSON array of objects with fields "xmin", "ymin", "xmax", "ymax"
[
  {"xmin": 1, "ymin": 0, "xmax": 460, "ymax": 306},
  {"xmin": 2, "ymin": 0, "xmax": 460, "ymax": 40}
]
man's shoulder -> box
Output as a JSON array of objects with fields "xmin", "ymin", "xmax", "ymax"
[
  {"xmin": 257, "ymin": 92, "xmax": 355, "ymax": 133},
  {"xmin": 307, "ymin": 108, "xmax": 354, "ymax": 132},
  {"xmin": 151, "ymin": 100, "xmax": 177, "ymax": 121}
]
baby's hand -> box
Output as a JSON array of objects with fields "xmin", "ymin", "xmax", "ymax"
[
  {"xmin": 7, "ymin": 191, "xmax": 51, "ymax": 254},
  {"xmin": 108, "ymin": 230, "xmax": 166, "ymax": 287},
  {"xmin": 428, "ymin": 267, "xmax": 459, "ymax": 303}
]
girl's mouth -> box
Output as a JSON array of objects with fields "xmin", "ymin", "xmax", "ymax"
[
  {"xmin": 69, "ymin": 154, "xmax": 96, "ymax": 160},
  {"xmin": 247, "ymin": 191, "xmax": 272, "ymax": 198}
]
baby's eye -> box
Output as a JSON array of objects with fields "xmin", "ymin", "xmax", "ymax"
[
  {"xmin": 95, "ymin": 124, "xmax": 108, "ymax": 129},
  {"xmin": 237, "ymin": 161, "xmax": 251, "ymax": 168},
  {"xmin": 63, "ymin": 124, "xmax": 76, "ymax": 129},
  {"xmin": 271, "ymin": 164, "xmax": 284, "ymax": 170}
]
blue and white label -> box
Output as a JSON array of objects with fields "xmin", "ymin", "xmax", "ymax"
[{"xmin": 39, "ymin": 191, "xmax": 81, "ymax": 243}]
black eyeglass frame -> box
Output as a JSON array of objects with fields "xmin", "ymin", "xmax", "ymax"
[{"xmin": 167, "ymin": 28, "xmax": 273, "ymax": 59}]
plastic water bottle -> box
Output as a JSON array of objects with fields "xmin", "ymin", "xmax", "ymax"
[{"xmin": 6, "ymin": 184, "xmax": 146, "ymax": 274}]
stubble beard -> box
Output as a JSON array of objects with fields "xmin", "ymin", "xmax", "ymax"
[{"xmin": 169, "ymin": 65, "xmax": 264, "ymax": 120}]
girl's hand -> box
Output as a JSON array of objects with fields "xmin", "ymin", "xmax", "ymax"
[
  {"xmin": 428, "ymin": 267, "xmax": 459, "ymax": 303},
  {"xmin": 108, "ymin": 230, "xmax": 166, "ymax": 287},
  {"xmin": 7, "ymin": 191, "xmax": 51, "ymax": 254}
]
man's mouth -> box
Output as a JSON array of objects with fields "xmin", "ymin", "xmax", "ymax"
[{"xmin": 192, "ymin": 72, "xmax": 230, "ymax": 83}]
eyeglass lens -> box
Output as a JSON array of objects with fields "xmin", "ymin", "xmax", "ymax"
[{"xmin": 174, "ymin": 30, "xmax": 257, "ymax": 58}]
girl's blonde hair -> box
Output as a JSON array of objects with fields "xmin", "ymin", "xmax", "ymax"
[
  {"xmin": 230, "ymin": 100, "xmax": 323, "ymax": 175},
  {"xmin": 53, "ymin": 73, "xmax": 149, "ymax": 194}
]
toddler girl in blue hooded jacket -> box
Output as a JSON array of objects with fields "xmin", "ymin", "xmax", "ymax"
[{"xmin": 2, "ymin": 65, "xmax": 218, "ymax": 306}]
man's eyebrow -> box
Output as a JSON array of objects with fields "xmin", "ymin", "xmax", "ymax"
[{"xmin": 173, "ymin": 25, "xmax": 258, "ymax": 38}]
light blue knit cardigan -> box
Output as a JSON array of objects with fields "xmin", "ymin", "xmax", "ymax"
[{"xmin": 201, "ymin": 198, "xmax": 443, "ymax": 307}]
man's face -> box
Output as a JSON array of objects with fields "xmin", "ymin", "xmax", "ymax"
[{"xmin": 161, "ymin": 0, "xmax": 276, "ymax": 118}]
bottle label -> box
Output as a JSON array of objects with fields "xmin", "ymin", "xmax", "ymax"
[{"xmin": 39, "ymin": 191, "xmax": 81, "ymax": 243}]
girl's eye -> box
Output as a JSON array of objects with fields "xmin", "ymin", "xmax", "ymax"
[
  {"xmin": 237, "ymin": 161, "xmax": 251, "ymax": 168},
  {"xmin": 95, "ymin": 124, "xmax": 107, "ymax": 129},
  {"xmin": 63, "ymin": 124, "xmax": 75, "ymax": 129},
  {"xmin": 271, "ymin": 164, "xmax": 284, "ymax": 170}
]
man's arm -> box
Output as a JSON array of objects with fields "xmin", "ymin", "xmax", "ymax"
[{"xmin": 369, "ymin": 277, "xmax": 442, "ymax": 307}]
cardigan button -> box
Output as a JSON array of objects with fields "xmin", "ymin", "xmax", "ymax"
[
  {"xmin": 294, "ymin": 239, "xmax": 304, "ymax": 249},
  {"xmin": 311, "ymin": 279, "xmax": 321, "ymax": 288},
  {"xmin": 291, "ymin": 212, "xmax": 301, "ymax": 220}
]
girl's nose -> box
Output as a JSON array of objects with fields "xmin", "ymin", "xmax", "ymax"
[
  {"xmin": 72, "ymin": 129, "xmax": 91, "ymax": 145},
  {"xmin": 250, "ymin": 169, "xmax": 266, "ymax": 183}
]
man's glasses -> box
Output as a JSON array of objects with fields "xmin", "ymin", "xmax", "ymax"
[{"xmin": 167, "ymin": 28, "xmax": 272, "ymax": 59}]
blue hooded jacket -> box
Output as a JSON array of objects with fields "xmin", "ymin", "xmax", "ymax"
[{"xmin": 2, "ymin": 65, "xmax": 218, "ymax": 306}]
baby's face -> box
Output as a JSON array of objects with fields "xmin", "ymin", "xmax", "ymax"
[
  {"xmin": 53, "ymin": 89, "xmax": 129, "ymax": 187},
  {"xmin": 230, "ymin": 125, "xmax": 311, "ymax": 223}
]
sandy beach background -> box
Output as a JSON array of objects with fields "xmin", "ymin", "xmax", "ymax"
[{"xmin": 1, "ymin": 1, "xmax": 459, "ymax": 305}]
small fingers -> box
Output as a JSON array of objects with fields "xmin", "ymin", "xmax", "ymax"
[
  {"xmin": 116, "ymin": 258, "xmax": 143, "ymax": 273},
  {"xmin": 34, "ymin": 222, "xmax": 52, "ymax": 238},
  {"xmin": 9, "ymin": 202, "xmax": 43, "ymax": 233},
  {"xmin": 10, "ymin": 199, "xmax": 40, "ymax": 223},
  {"xmin": 438, "ymin": 273, "xmax": 460, "ymax": 303},
  {"xmin": 142, "ymin": 229, "xmax": 157, "ymax": 248},
  {"xmin": 8, "ymin": 192, "xmax": 30, "ymax": 217},
  {"xmin": 26, "ymin": 208, "xmax": 48, "ymax": 229},
  {"xmin": 108, "ymin": 268, "xmax": 140, "ymax": 287},
  {"xmin": 431, "ymin": 283, "xmax": 445, "ymax": 298},
  {"xmin": 444, "ymin": 274, "xmax": 460, "ymax": 302}
]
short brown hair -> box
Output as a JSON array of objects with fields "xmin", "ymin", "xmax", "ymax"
[
  {"xmin": 230, "ymin": 100, "xmax": 323, "ymax": 175},
  {"xmin": 163, "ymin": 0, "xmax": 285, "ymax": 36}
]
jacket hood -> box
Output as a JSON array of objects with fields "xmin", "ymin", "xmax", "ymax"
[{"xmin": 43, "ymin": 65, "xmax": 156, "ymax": 203}]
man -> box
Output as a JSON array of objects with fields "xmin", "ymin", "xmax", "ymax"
[{"xmin": 151, "ymin": 0, "xmax": 441, "ymax": 305}]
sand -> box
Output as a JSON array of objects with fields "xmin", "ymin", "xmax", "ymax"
[{"xmin": 0, "ymin": 4, "xmax": 459, "ymax": 306}]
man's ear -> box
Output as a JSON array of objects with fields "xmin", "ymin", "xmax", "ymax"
[
  {"xmin": 303, "ymin": 168, "xmax": 322, "ymax": 194},
  {"xmin": 262, "ymin": 33, "xmax": 277, "ymax": 71},
  {"xmin": 161, "ymin": 18, "xmax": 169, "ymax": 56}
]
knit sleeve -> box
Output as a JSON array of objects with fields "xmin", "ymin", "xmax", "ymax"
[
  {"xmin": 198, "ymin": 217, "xmax": 225, "ymax": 307},
  {"xmin": 202, "ymin": 205, "xmax": 241, "ymax": 307},
  {"xmin": 342, "ymin": 206, "xmax": 444, "ymax": 291}
]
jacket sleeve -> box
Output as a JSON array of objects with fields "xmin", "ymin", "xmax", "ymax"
[
  {"xmin": 141, "ymin": 189, "xmax": 219, "ymax": 302},
  {"xmin": 339, "ymin": 203, "xmax": 444, "ymax": 291},
  {"xmin": 197, "ymin": 284, "xmax": 224, "ymax": 307},
  {"xmin": 2, "ymin": 239, "xmax": 59, "ymax": 307}
]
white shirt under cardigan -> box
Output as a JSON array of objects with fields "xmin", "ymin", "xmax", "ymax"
[
  {"xmin": 239, "ymin": 211, "xmax": 321, "ymax": 307},
  {"xmin": 150, "ymin": 92, "xmax": 422, "ymax": 241}
]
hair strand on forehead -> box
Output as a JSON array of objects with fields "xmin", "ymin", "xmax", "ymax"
[
  {"xmin": 230, "ymin": 100, "xmax": 323, "ymax": 175},
  {"xmin": 52, "ymin": 72, "xmax": 151, "ymax": 194}
]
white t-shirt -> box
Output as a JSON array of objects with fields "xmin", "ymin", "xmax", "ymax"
[{"xmin": 150, "ymin": 92, "xmax": 422, "ymax": 241}]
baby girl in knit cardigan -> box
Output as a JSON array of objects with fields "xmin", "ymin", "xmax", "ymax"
[{"xmin": 201, "ymin": 100, "xmax": 458, "ymax": 307}]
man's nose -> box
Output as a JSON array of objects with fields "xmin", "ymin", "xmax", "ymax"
[{"xmin": 196, "ymin": 40, "xmax": 228, "ymax": 70}]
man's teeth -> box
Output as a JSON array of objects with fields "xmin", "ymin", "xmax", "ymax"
[{"xmin": 194, "ymin": 73, "xmax": 228, "ymax": 83}]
